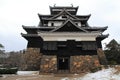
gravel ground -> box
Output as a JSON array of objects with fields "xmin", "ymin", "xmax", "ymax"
[{"xmin": 0, "ymin": 73, "xmax": 85, "ymax": 80}]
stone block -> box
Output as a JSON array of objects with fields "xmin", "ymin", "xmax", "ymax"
[
  {"xmin": 40, "ymin": 55, "xmax": 57, "ymax": 73},
  {"xmin": 20, "ymin": 48, "xmax": 41, "ymax": 70},
  {"xmin": 70, "ymin": 55, "xmax": 101, "ymax": 73},
  {"xmin": 97, "ymin": 48, "xmax": 108, "ymax": 65}
]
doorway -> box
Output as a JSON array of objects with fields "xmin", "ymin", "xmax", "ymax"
[{"xmin": 58, "ymin": 56, "xmax": 70, "ymax": 70}]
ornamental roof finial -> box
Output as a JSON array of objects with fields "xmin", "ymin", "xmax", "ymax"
[
  {"xmin": 71, "ymin": 4, "xmax": 73, "ymax": 7},
  {"xmin": 54, "ymin": 4, "xmax": 56, "ymax": 7}
]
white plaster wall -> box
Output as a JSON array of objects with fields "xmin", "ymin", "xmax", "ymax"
[
  {"xmin": 54, "ymin": 21, "xmax": 63, "ymax": 26},
  {"xmin": 38, "ymin": 32, "xmax": 100, "ymax": 41},
  {"xmin": 75, "ymin": 22, "xmax": 81, "ymax": 27},
  {"xmin": 48, "ymin": 21, "xmax": 63, "ymax": 26},
  {"xmin": 42, "ymin": 36, "xmax": 96, "ymax": 41},
  {"xmin": 78, "ymin": 22, "xmax": 81, "ymax": 26},
  {"xmin": 56, "ymin": 16, "xmax": 62, "ymax": 19},
  {"xmin": 48, "ymin": 21, "xmax": 51, "ymax": 26}
]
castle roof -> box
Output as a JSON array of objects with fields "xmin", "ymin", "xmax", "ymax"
[
  {"xmin": 22, "ymin": 5, "xmax": 108, "ymax": 41},
  {"xmin": 49, "ymin": 5, "xmax": 79, "ymax": 15}
]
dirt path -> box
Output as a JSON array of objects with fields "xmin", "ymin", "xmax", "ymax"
[
  {"xmin": 0, "ymin": 73, "xmax": 85, "ymax": 80},
  {"xmin": 0, "ymin": 75, "xmax": 62, "ymax": 80}
]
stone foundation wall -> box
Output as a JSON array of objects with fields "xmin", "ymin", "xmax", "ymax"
[
  {"xmin": 20, "ymin": 48, "xmax": 107, "ymax": 73},
  {"xmin": 97, "ymin": 48, "xmax": 108, "ymax": 65},
  {"xmin": 40, "ymin": 55, "xmax": 57, "ymax": 73},
  {"xmin": 20, "ymin": 48, "xmax": 42, "ymax": 70},
  {"xmin": 70, "ymin": 55, "xmax": 100, "ymax": 73}
]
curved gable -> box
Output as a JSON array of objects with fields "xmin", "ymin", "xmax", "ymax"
[
  {"xmin": 51, "ymin": 19, "xmax": 88, "ymax": 32},
  {"xmin": 48, "ymin": 10, "xmax": 79, "ymax": 20}
]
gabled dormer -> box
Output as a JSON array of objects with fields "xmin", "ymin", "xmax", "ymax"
[
  {"xmin": 50, "ymin": 19, "xmax": 88, "ymax": 32},
  {"xmin": 48, "ymin": 9, "xmax": 79, "ymax": 20}
]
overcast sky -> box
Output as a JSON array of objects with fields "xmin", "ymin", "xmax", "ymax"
[{"xmin": 0, "ymin": 0, "xmax": 120, "ymax": 52}]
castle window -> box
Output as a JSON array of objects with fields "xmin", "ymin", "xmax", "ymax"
[
  {"xmin": 43, "ymin": 42, "xmax": 57, "ymax": 50},
  {"xmin": 82, "ymin": 24, "xmax": 85, "ymax": 27},
  {"xmin": 62, "ymin": 15, "xmax": 67, "ymax": 18},
  {"xmin": 75, "ymin": 23, "xmax": 78, "ymax": 26},
  {"xmin": 44, "ymin": 23, "xmax": 48, "ymax": 26},
  {"xmin": 82, "ymin": 42, "xmax": 97, "ymax": 50},
  {"xmin": 51, "ymin": 23, "xmax": 54, "ymax": 26}
]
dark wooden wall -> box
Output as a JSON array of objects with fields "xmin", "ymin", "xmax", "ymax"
[{"xmin": 41, "ymin": 40, "xmax": 97, "ymax": 56}]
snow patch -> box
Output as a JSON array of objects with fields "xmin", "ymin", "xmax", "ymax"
[
  {"xmin": 61, "ymin": 68, "xmax": 120, "ymax": 80},
  {"xmin": 17, "ymin": 71, "xmax": 39, "ymax": 75}
]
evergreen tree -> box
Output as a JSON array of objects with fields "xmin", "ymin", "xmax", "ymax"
[
  {"xmin": 0, "ymin": 43, "xmax": 4, "ymax": 54},
  {"xmin": 104, "ymin": 39, "xmax": 120, "ymax": 64},
  {"xmin": 0, "ymin": 44, "xmax": 4, "ymax": 48},
  {"xmin": 0, "ymin": 43, "xmax": 5, "ymax": 66}
]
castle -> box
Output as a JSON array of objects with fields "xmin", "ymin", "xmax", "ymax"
[{"xmin": 21, "ymin": 5, "xmax": 108, "ymax": 73}]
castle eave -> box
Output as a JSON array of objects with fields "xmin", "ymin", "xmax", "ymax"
[
  {"xmin": 21, "ymin": 33, "xmax": 43, "ymax": 41},
  {"xmin": 76, "ymin": 14, "xmax": 91, "ymax": 21},
  {"xmin": 97, "ymin": 34, "xmax": 109, "ymax": 40},
  {"xmin": 83, "ymin": 26, "xmax": 108, "ymax": 32},
  {"xmin": 22, "ymin": 25, "xmax": 55, "ymax": 33}
]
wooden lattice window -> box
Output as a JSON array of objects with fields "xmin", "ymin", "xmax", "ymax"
[
  {"xmin": 82, "ymin": 41, "xmax": 97, "ymax": 50},
  {"xmin": 51, "ymin": 23, "xmax": 54, "ymax": 26},
  {"xmin": 43, "ymin": 42, "xmax": 57, "ymax": 50}
]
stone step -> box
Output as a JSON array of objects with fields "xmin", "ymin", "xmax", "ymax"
[
  {"xmin": 57, "ymin": 70, "xmax": 69, "ymax": 73},
  {"xmin": 54, "ymin": 70, "xmax": 71, "ymax": 77},
  {"xmin": 54, "ymin": 73, "xmax": 73, "ymax": 77}
]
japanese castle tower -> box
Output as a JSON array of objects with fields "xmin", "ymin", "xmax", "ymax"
[{"xmin": 21, "ymin": 5, "xmax": 108, "ymax": 73}]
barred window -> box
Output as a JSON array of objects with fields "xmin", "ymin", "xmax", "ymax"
[
  {"xmin": 82, "ymin": 42, "xmax": 97, "ymax": 50},
  {"xmin": 43, "ymin": 42, "xmax": 57, "ymax": 50}
]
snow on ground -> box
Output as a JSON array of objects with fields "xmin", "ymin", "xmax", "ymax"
[
  {"xmin": 16, "ymin": 68, "xmax": 120, "ymax": 80},
  {"xmin": 61, "ymin": 68, "xmax": 120, "ymax": 80},
  {"xmin": 17, "ymin": 71, "xmax": 39, "ymax": 75}
]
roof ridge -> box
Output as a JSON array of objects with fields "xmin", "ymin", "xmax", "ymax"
[{"xmin": 48, "ymin": 9, "xmax": 80, "ymax": 20}]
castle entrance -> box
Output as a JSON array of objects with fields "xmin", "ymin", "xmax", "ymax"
[{"xmin": 57, "ymin": 56, "xmax": 70, "ymax": 70}]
